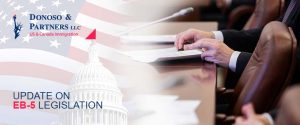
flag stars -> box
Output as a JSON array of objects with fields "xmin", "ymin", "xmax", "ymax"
[
  {"xmin": 9, "ymin": 1, "xmax": 15, "ymax": 6},
  {"xmin": 68, "ymin": 0, "xmax": 75, "ymax": 3},
  {"xmin": 2, "ymin": 14, "xmax": 7, "ymax": 20},
  {"xmin": 0, "ymin": 36, "xmax": 10, "ymax": 44},
  {"xmin": 30, "ymin": 0, "xmax": 39, "ymax": 4},
  {"xmin": 60, "ymin": 10, "xmax": 68, "ymax": 17},
  {"xmin": 22, "ymin": 34, "xmax": 33, "ymax": 43},
  {"xmin": 7, "ymin": 19, "xmax": 13, "ymax": 26},
  {"xmin": 30, "ymin": 19, "xmax": 38, "ymax": 24},
  {"xmin": 36, "ymin": 5, "xmax": 46, "ymax": 11},
  {"xmin": 14, "ymin": 5, "xmax": 24, "ymax": 11},
  {"xmin": 50, "ymin": 40, "xmax": 61, "ymax": 48},
  {"xmin": 21, "ymin": 10, "xmax": 30, "ymax": 17},
  {"xmin": 52, "ymin": 0, "xmax": 62, "ymax": 7}
]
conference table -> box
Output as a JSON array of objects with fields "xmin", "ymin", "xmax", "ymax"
[{"xmin": 118, "ymin": 22, "xmax": 218, "ymax": 125}]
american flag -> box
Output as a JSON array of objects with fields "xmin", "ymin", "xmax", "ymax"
[{"xmin": 0, "ymin": 0, "xmax": 133, "ymax": 124}]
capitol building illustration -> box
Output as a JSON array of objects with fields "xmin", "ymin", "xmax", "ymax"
[{"xmin": 63, "ymin": 45, "xmax": 128, "ymax": 125}]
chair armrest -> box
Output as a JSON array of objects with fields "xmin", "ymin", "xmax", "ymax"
[
  {"xmin": 217, "ymin": 87, "xmax": 226, "ymax": 94},
  {"xmin": 216, "ymin": 113, "xmax": 227, "ymax": 125},
  {"xmin": 224, "ymin": 115, "xmax": 236, "ymax": 124},
  {"xmin": 226, "ymin": 5, "xmax": 254, "ymax": 29},
  {"xmin": 217, "ymin": 88, "xmax": 235, "ymax": 96},
  {"xmin": 216, "ymin": 114, "xmax": 236, "ymax": 125},
  {"xmin": 217, "ymin": 66, "xmax": 228, "ymax": 89}
]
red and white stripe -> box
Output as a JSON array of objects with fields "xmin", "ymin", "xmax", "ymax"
[{"xmin": 69, "ymin": 0, "xmax": 132, "ymax": 63}]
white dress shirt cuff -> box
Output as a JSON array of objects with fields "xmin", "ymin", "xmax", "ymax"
[
  {"xmin": 212, "ymin": 31, "xmax": 224, "ymax": 41},
  {"xmin": 262, "ymin": 113, "xmax": 275, "ymax": 125},
  {"xmin": 229, "ymin": 51, "xmax": 241, "ymax": 72}
]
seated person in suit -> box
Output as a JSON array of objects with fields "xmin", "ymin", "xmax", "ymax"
[
  {"xmin": 175, "ymin": 0, "xmax": 299, "ymax": 82},
  {"xmin": 234, "ymin": 85, "xmax": 300, "ymax": 125},
  {"xmin": 175, "ymin": 0, "xmax": 299, "ymax": 123}
]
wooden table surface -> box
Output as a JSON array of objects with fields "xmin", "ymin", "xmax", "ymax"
[
  {"xmin": 121, "ymin": 59, "xmax": 216, "ymax": 125},
  {"xmin": 120, "ymin": 22, "xmax": 217, "ymax": 125}
]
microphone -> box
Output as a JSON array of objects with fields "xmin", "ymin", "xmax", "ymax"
[
  {"xmin": 118, "ymin": 7, "xmax": 194, "ymax": 36},
  {"xmin": 172, "ymin": 7, "xmax": 194, "ymax": 17}
]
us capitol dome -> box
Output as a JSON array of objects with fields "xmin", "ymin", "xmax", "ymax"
[{"xmin": 63, "ymin": 45, "xmax": 128, "ymax": 125}]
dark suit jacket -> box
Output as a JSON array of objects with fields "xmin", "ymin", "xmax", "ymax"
[{"xmin": 220, "ymin": 0, "xmax": 300, "ymax": 83}]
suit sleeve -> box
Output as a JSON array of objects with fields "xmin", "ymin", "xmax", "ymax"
[
  {"xmin": 235, "ymin": 52, "xmax": 252, "ymax": 75},
  {"xmin": 221, "ymin": 28, "xmax": 263, "ymax": 52}
]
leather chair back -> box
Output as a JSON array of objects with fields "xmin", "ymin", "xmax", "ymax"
[
  {"xmin": 243, "ymin": 0, "xmax": 285, "ymax": 30},
  {"xmin": 231, "ymin": 21, "xmax": 297, "ymax": 115},
  {"xmin": 221, "ymin": 0, "xmax": 285, "ymax": 90}
]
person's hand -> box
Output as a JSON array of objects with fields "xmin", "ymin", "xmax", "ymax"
[
  {"xmin": 234, "ymin": 103, "xmax": 272, "ymax": 125},
  {"xmin": 175, "ymin": 29, "xmax": 214, "ymax": 50},
  {"xmin": 183, "ymin": 38, "xmax": 233, "ymax": 68}
]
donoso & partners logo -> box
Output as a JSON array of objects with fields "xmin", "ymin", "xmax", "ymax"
[{"xmin": 10, "ymin": 13, "xmax": 80, "ymax": 40}]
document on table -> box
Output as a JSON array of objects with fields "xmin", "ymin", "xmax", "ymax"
[
  {"xmin": 125, "ymin": 94, "xmax": 201, "ymax": 125},
  {"xmin": 124, "ymin": 47, "xmax": 203, "ymax": 63},
  {"xmin": 120, "ymin": 35, "xmax": 176, "ymax": 44}
]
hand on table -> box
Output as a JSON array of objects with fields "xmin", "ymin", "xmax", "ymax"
[
  {"xmin": 175, "ymin": 29, "xmax": 214, "ymax": 50},
  {"xmin": 175, "ymin": 31, "xmax": 233, "ymax": 68}
]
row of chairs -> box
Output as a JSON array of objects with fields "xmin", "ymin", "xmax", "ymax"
[
  {"xmin": 215, "ymin": 0, "xmax": 297, "ymax": 124},
  {"xmin": 226, "ymin": 0, "xmax": 285, "ymax": 30}
]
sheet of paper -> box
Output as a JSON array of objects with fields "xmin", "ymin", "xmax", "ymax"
[
  {"xmin": 124, "ymin": 95, "xmax": 179, "ymax": 120},
  {"xmin": 125, "ymin": 47, "xmax": 203, "ymax": 63},
  {"xmin": 120, "ymin": 35, "xmax": 176, "ymax": 44},
  {"xmin": 129, "ymin": 98, "xmax": 201, "ymax": 125}
]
